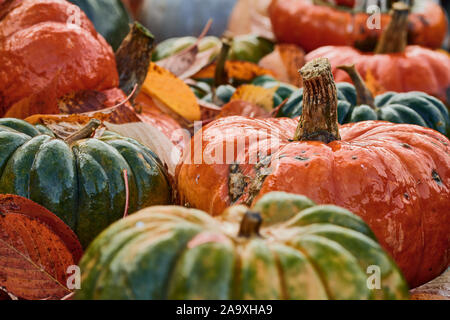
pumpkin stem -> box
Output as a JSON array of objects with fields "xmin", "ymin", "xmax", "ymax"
[
  {"xmin": 293, "ymin": 58, "xmax": 340, "ymax": 143},
  {"xmin": 238, "ymin": 211, "xmax": 262, "ymax": 238},
  {"xmin": 64, "ymin": 119, "xmax": 102, "ymax": 144},
  {"xmin": 115, "ymin": 22, "xmax": 154, "ymax": 101},
  {"xmin": 337, "ymin": 64, "xmax": 376, "ymax": 109},
  {"xmin": 374, "ymin": 2, "xmax": 410, "ymax": 54},
  {"xmin": 214, "ymin": 37, "xmax": 232, "ymax": 88}
]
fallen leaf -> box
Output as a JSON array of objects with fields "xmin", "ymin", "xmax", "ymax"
[
  {"xmin": 0, "ymin": 194, "xmax": 83, "ymax": 300},
  {"xmin": 25, "ymin": 103, "xmax": 141, "ymax": 139},
  {"xmin": 410, "ymin": 268, "xmax": 450, "ymax": 300},
  {"xmin": 156, "ymin": 20, "xmax": 219, "ymax": 80},
  {"xmin": 142, "ymin": 63, "xmax": 201, "ymax": 121},
  {"xmin": 227, "ymin": 0, "xmax": 275, "ymax": 40},
  {"xmin": 57, "ymin": 87, "xmax": 134, "ymax": 114},
  {"xmin": 259, "ymin": 44, "xmax": 305, "ymax": 87},
  {"xmin": 364, "ymin": 69, "xmax": 386, "ymax": 97},
  {"xmin": 217, "ymin": 100, "xmax": 270, "ymax": 118},
  {"xmin": 104, "ymin": 122, "xmax": 183, "ymax": 177},
  {"xmin": 134, "ymin": 92, "xmax": 186, "ymax": 149},
  {"xmin": 230, "ymin": 84, "xmax": 277, "ymax": 111},
  {"xmin": 115, "ymin": 22, "xmax": 154, "ymax": 100}
]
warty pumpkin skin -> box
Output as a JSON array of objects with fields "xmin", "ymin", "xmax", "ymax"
[
  {"xmin": 75, "ymin": 192, "xmax": 409, "ymax": 300},
  {"xmin": 0, "ymin": 0, "xmax": 120, "ymax": 118},
  {"xmin": 0, "ymin": 118, "xmax": 171, "ymax": 247},
  {"xmin": 176, "ymin": 58, "xmax": 450, "ymax": 288},
  {"xmin": 269, "ymin": 0, "xmax": 448, "ymax": 52},
  {"xmin": 305, "ymin": 3, "xmax": 450, "ymax": 104}
]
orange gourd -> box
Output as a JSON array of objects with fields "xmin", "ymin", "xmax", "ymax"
[
  {"xmin": 269, "ymin": 0, "xmax": 448, "ymax": 52},
  {"xmin": 176, "ymin": 58, "xmax": 450, "ymax": 288},
  {"xmin": 0, "ymin": 0, "xmax": 121, "ymax": 118},
  {"xmin": 305, "ymin": 2, "xmax": 450, "ymax": 104}
]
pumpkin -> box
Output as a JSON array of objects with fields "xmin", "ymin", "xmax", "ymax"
[
  {"xmin": 0, "ymin": 0, "xmax": 120, "ymax": 118},
  {"xmin": 305, "ymin": 3, "xmax": 450, "ymax": 104},
  {"xmin": 75, "ymin": 192, "xmax": 408, "ymax": 300},
  {"xmin": 69, "ymin": 0, "xmax": 132, "ymax": 50},
  {"xmin": 176, "ymin": 58, "xmax": 450, "ymax": 288},
  {"xmin": 269, "ymin": 0, "xmax": 448, "ymax": 52},
  {"xmin": 152, "ymin": 35, "xmax": 274, "ymax": 64},
  {"xmin": 137, "ymin": 0, "xmax": 237, "ymax": 40},
  {"xmin": 0, "ymin": 118, "xmax": 171, "ymax": 247},
  {"xmin": 278, "ymin": 64, "xmax": 450, "ymax": 137}
]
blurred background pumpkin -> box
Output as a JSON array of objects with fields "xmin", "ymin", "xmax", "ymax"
[{"xmin": 136, "ymin": 0, "xmax": 238, "ymax": 40}]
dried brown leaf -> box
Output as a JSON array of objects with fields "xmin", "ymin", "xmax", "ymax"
[
  {"xmin": 410, "ymin": 268, "xmax": 450, "ymax": 300},
  {"xmin": 156, "ymin": 20, "xmax": 217, "ymax": 80},
  {"xmin": 259, "ymin": 44, "xmax": 305, "ymax": 87},
  {"xmin": 0, "ymin": 195, "xmax": 83, "ymax": 300}
]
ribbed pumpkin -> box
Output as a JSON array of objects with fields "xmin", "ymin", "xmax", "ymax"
[
  {"xmin": 305, "ymin": 3, "xmax": 450, "ymax": 104},
  {"xmin": 0, "ymin": 0, "xmax": 120, "ymax": 118},
  {"xmin": 176, "ymin": 58, "xmax": 450, "ymax": 288},
  {"xmin": 0, "ymin": 118, "xmax": 171, "ymax": 247},
  {"xmin": 278, "ymin": 64, "xmax": 450, "ymax": 137},
  {"xmin": 269, "ymin": 0, "xmax": 448, "ymax": 52},
  {"xmin": 75, "ymin": 192, "xmax": 408, "ymax": 300}
]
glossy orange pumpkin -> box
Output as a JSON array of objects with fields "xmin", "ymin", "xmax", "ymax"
[
  {"xmin": 305, "ymin": 2, "xmax": 450, "ymax": 104},
  {"xmin": 176, "ymin": 58, "xmax": 450, "ymax": 288},
  {"xmin": 269, "ymin": 0, "xmax": 448, "ymax": 52},
  {"xmin": 0, "ymin": 0, "xmax": 120, "ymax": 118}
]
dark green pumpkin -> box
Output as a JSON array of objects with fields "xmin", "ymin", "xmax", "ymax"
[
  {"xmin": 0, "ymin": 119, "xmax": 170, "ymax": 247},
  {"xmin": 75, "ymin": 192, "xmax": 408, "ymax": 300},
  {"xmin": 69, "ymin": 0, "xmax": 131, "ymax": 50},
  {"xmin": 278, "ymin": 81, "xmax": 450, "ymax": 137}
]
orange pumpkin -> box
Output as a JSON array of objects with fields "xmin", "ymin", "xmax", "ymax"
[
  {"xmin": 269, "ymin": 0, "xmax": 448, "ymax": 52},
  {"xmin": 0, "ymin": 0, "xmax": 120, "ymax": 118},
  {"xmin": 176, "ymin": 58, "xmax": 450, "ymax": 288},
  {"xmin": 305, "ymin": 2, "xmax": 450, "ymax": 103}
]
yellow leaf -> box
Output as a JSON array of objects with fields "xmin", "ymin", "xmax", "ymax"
[
  {"xmin": 230, "ymin": 84, "xmax": 277, "ymax": 111},
  {"xmin": 142, "ymin": 63, "xmax": 201, "ymax": 121},
  {"xmin": 364, "ymin": 69, "xmax": 385, "ymax": 97}
]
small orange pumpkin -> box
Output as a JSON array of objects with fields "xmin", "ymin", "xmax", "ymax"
[
  {"xmin": 270, "ymin": 0, "xmax": 448, "ymax": 52},
  {"xmin": 305, "ymin": 2, "xmax": 450, "ymax": 104}
]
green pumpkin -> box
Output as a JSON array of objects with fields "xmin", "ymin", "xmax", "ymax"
[
  {"xmin": 0, "ymin": 119, "xmax": 171, "ymax": 247},
  {"xmin": 152, "ymin": 36, "xmax": 222, "ymax": 62},
  {"xmin": 228, "ymin": 35, "xmax": 275, "ymax": 63},
  {"xmin": 75, "ymin": 192, "xmax": 408, "ymax": 300},
  {"xmin": 153, "ymin": 35, "xmax": 274, "ymax": 63},
  {"xmin": 69, "ymin": 0, "xmax": 132, "ymax": 50},
  {"xmin": 278, "ymin": 73, "xmax": 450, "ymax": 137}
]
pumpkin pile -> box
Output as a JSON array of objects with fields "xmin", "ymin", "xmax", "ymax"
[{"xmin": 0, "ymin": 0, "xmax": 449, "ymax": 301}]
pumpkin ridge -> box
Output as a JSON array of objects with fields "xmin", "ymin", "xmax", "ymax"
[
  {"xmin": 283, "ymin": 237, "xmax": 334, "ymax": 299},
  {"xmin": 82, "ymin": 225, "xmax": 174, "ymax": 299},
  {"xmin": 94, "ymin": 228, "xmax": 183, "ymax": 299},
  {"xmin": 269, "ymin": 245, "xmax": 290, "ymax": 300},
  {"xmin": 363, "ymin": 134, "xmax": 425, "ymax": 280}
]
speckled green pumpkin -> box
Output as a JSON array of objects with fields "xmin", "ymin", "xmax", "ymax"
[
  {"xmin": 0, "ymin": 119, "xmax": 171, "ymax": 247},
  {"xmin": 278, "ymin": 84, "xmax": 450, "ymax": 137},
  {"xmin": 75, "ymin": 192, "xmax": 408, "ymax": 300},
  {"xmin": 153, "ymin": 35, "xmax": 274, "ymax": 64}
]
